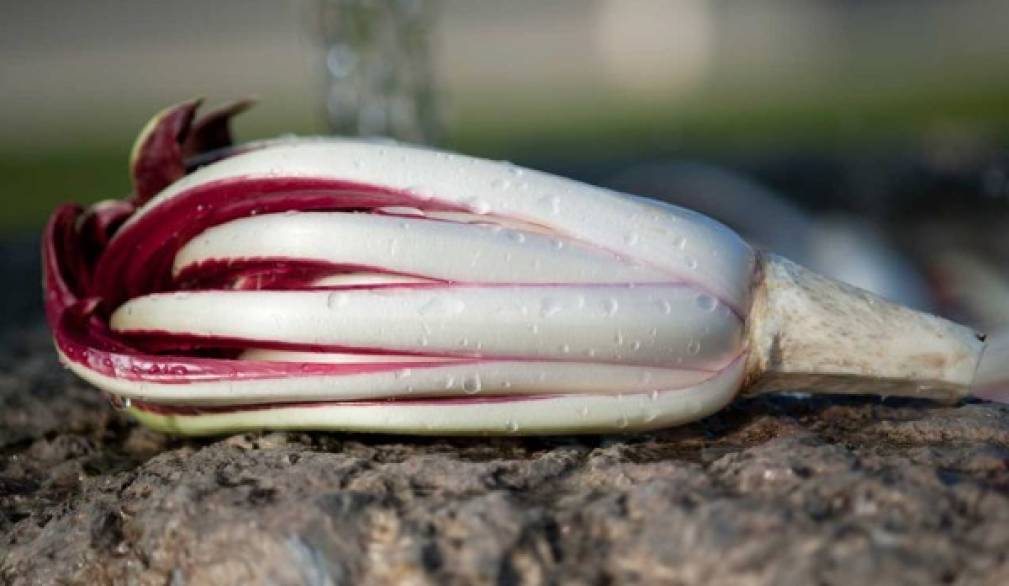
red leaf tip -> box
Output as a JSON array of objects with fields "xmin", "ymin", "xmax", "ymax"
[{"xmin": 128, "ymin": 98, "xmax": 255, "ymax": 206}]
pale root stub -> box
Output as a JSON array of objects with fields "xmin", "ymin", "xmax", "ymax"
[{"xmin": 745, "ymin": 253, "xmax": 986, "ymax": 402}]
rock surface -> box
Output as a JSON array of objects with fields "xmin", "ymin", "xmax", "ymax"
[{"xmin": 3, "ymin": 324, "xmax": 1009, "ymax": 585}]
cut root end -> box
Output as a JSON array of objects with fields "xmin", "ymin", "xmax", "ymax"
[{"xmin": 744, "ymin": 253, "xmax": 985, "ymax": 403}]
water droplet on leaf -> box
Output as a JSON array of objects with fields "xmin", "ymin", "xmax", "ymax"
[
  {"xmin": 540, "ymin": 297, "xmax": 563, "ymax": 318},
  {"xmin": 326, "ymin": 292, "xmax": 349, "ymax": 309},
  {"xmin": 695, "ymin": 294, "xmax": 717, "ymax": 312},
  {"xmin": 508, "ymin": 231, "xmax": 526, "ymax": 244},
  {"xmin": 462, "ymin": 374, "xmax": 482, "ymax": 394}
]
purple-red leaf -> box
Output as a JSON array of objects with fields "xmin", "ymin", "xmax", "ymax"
[
  {"xmin": 182, "ymin": 98, "xmax": 256, "ymax": 168},
  {"xmin": 129, "ymin": 99, "xmax": 201, "ymax": 205},
  {"xmin": 129, "ymin": 98, "xmax": 255, "ymax": 205}
]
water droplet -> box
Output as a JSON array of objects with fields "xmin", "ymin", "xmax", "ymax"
[
  {"xmin": 579, "ymin": 406, "xmax": 590, "ymax": 417},
  {"xmin": 602, "ymin": 298, "xmax": 619, "ymax": 316},
  {"xmin": 614, "ymin": 330, "xmax": 625, "ymax": 345},
  {"xmin": 624, "ymin": 231, "xmax": 639, "ymax": 246},
  {"xmin": 559, "ymin": 343, "xmax": 571, "ymax": 354},
  {"xmin": 326, "ymin": 45, "xmax": 357, "ymax": 78},
  {"xmin": 649, "ymin": 390, "xmax": 660, "ymax": 401},
  {"xmin": 462, "ymin": 374, "xmax": 482, "ymax": 394},
  {"xmin": 491, "ymin": 178, "xmax": 511, "ymax": 189},
  {"xmin": 506, "ymin": 420, "xmax": 520, "ymax": 433},
  {"xmin": 108, "ymin": 394, "xmax": 131, "ymax": 411},
  {"xmin": 539, "ymin": 195, "xmax": 561, "ymax": 215},
  {"xmin": 695, "ymin": 294, "xmax": 717, "ymax": 312},
  {"xmin": 508, "ymin": 231, "xmax": 526, "ymax": 244},
  {"xmin": 617, "ymin": 415, "xmax": 630, "ymax": 429},
  {"xmin": 508, "ymin": 166, "xmax": 525, "ymax": 177},
  {"xmin": 420, "ymin": 297, "xmax": 465, "ymax": 316},
  {"xmin": 687, "ymin": 339, "xmax": 701, "ymax": 355},
  {"xmin": 684, "ymin": 256, "xmax": 698, "ymax": 270},
  {"xmin": 540, "ymin": 297, "xmax": 563, "ymax": 318},
  {"xmin": 396, "ymin": 368, "xmax": 413, "ymax": 379},
  {"xmin": 466, "ymin": 198, "xmax": 491, "ymax": 214},
  {"xmin": 326, "ymin": 292, "xmax": 349, "ymax": 309},
  {"xmin": 657, "ymin": 299, "xmax": 672, "ymax": 314},
  {"xmin": 674, "ymin": 235, "xmax": 687, "ymax": 250},
  {"xmin": 529, "ymin": 323, "xmax": 541, "ymax": 335},
  {"xmin": 630, "ymin": 340, "xmax": 642, "ymax": 351},
  {"xmin": 443, "ymin": 375, "xmax": 455, "ymax": 389},
  {"xmin": 551, "ymin": 239, "xmax": 565, "ymax": 250}
]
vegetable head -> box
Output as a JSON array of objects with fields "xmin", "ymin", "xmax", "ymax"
[{"xmin": 44, "ymin": 100, "xmax": 753, "ymax": 435}]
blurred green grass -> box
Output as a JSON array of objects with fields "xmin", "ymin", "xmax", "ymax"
[
  {"xmin": 453, "ymin": 80, "xmax": 1009, "ymax": 160},
  {"xmin": 0, "ymin": 146, "xmax": 129, "ymax": 234},
  {"xmin": 4, "ymin": 80, "xmax": 1009, "ymax": 235}
]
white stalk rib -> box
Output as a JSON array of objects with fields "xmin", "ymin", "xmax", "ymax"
[
  {"xmin": 128, "ymin": 357, "xmax": 746, "ymax": 436},
  {"xmin": 174, "ymin": 212, "xmax": 669, "ymax": 284},
  {"xmin": 111, "ymin": 286, "xmax": 742, "ymax": 368}
]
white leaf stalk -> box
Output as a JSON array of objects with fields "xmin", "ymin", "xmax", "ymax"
[{"xmin": 43, "ymin": 102, "xmax": 987, "ymax": 436}]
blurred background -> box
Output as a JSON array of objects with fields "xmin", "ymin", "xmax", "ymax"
[{"xmin": 3, "ymin": 0, "xmax": 1009, "ymax": 330}]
